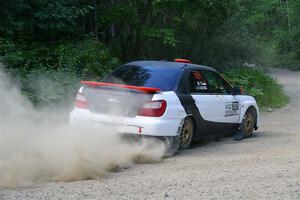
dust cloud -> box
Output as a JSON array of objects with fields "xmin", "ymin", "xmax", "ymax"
[{"xmin": 0, "ymin": 65, "xmax": 166, "ymax": 188}]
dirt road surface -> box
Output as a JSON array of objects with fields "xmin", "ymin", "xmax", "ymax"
[{"xmin": 1, "ymin": 69, "xmax": 299, "ymax": 200}]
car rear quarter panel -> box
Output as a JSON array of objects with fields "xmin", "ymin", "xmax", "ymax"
[{"xmin": 152, "ymin": 91, "xmax": 187, "ymax": 119}]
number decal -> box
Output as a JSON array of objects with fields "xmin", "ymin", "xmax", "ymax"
[{"xmin": 232, "ymin": 102, "xmax": 239, "ymax": 111}]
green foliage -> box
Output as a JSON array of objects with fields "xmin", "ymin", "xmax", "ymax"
[
  {"xmin": 56, "ymin": 40, "xmax": 120, "ymax": 79},
  {"xmin": 0, "ymin": 0, "xmax": 92, "ymax": 42},
  {"xmin": 239, "ymin": 0, "xmax": 300, "ymax": 70},
  {"xmin": 21, "ymin": 69, "xmax": 81, "ymax": 106},
  {"xmin": 0, "ymin": 38, "xmax": 119, "ymax": 106},
  {"xmin": 33, "ymin": 1, "xmax": 92, "ymax": 41},
  {"xmin": 143, "ymin": 28, "xmax": 177, "ymax": 47},
  {"xmin": 0, "ymin": 0, "xmax": 296, "ymax": 107},
  {"xmin": 224, "ymin": 67, "xmax": 289, "ymax": 109}
]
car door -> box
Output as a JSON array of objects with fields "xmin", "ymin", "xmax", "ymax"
[
  {"xmin": 186, "ymin": 69, "xmax": 223, "ymax": 136},
  {"xmin": 177, "ymin": 68, "xmax": 239, "ymax": 137},
  {"xmin": 201, "ymin": 70, "xmax": 240, "ymax": 125},
  {"xmin": 188, "ymin": 70, "xmax": 219, "ymax": 121}
]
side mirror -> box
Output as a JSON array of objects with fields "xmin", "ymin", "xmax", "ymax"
[{"xmin": 232, "ymin": 86, "xmax": 244, "ymax": 95}]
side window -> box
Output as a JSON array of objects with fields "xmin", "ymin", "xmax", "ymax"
[
  {"xmin": 202, "ymin": 71, "xmax": 233, "ymax": 94},
  {"xmin": 189, "ymin": 70, "xmax": 209, "ymax": 93}
]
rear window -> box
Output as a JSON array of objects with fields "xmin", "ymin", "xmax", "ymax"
[{"xmin": 103, "ymin": 65, "xmax": 181, "ymax": 91}]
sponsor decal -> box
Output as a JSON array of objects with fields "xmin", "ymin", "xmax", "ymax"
[
  {"xmin": 196, "ymin": 80, "xmax": 207, "ymax": 91},
  {"xmin": 225, "ymin": 101, "xmax": 239, "ymax": 117}
]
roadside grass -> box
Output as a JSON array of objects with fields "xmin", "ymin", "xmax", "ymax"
[{"xmin": 223, "ymin": 67, "xmax": 289, "ymax": 111}]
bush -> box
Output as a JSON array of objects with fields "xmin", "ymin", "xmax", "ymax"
[
  {"xmin": 223, "ymin": 67, "xmax": 289, "ymax": 110},
  {"xmin": 0, "ymin": 38, "xmax": 120, "ymax": 106},
  {"xmin": 56, "ymin": 39, "xmax": 120, "ymax": 79}
]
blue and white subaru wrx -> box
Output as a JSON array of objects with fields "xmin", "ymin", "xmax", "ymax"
[{"xmin": 70, "ymin": 59, "xmax": 259, "ymax": 154}]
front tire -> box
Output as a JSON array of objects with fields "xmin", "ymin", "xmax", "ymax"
[
  {"xmin": 242, "ymin": 110, "xmax": 255, "ymax": 137},
  {"xmin": 234, "ymin": 109, "xmax": 256, "ymax": 140}
]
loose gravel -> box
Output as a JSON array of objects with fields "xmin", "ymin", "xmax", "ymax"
[{"xmin": 1, "ymin": 68, "xmax": 299, "ymax": 200}]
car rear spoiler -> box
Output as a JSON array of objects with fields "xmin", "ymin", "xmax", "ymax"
[{"xmin": 80, "ymin": 81, "xmax": 160, "ymax": 94}]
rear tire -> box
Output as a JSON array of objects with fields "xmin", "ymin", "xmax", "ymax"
[
  {"xmin": 163, "ymin": 117, "xmax": 195, "ymax": 156},
  {"xmin": 179, "ymin": 117, "xmax": 194, "ymax": 149}
]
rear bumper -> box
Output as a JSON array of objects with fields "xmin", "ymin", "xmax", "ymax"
[{"xmin": 70, "ymin": 108, "xmax": 182, "ymax": 137}]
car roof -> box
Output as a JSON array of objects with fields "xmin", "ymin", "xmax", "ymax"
[{"xmin": 125, "ymin": 60, "xmax": 217, "ymax": 72}]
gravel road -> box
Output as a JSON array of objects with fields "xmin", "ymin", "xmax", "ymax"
[{"xmin": 1, "ymin": 68, "xmax": 299, "ymax": 200}]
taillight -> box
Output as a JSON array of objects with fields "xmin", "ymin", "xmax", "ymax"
[
  {"xmin": 138, "ymin": 100, "xmax": 167, "ymax": 117},
  {"xmin": 74, "ymin": 93, "xmax": 88, "ymax": 109}
]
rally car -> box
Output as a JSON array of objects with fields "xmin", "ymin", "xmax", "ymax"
[{"xmin": 70, "ymin": 59, "xmax": 259, "ymax": 154}]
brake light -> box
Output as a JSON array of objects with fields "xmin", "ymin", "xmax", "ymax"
[
  {"xmin": 74, "ymin": 93, "xmax": 88, "ymax": 109},
  {"xmin": 138, "ymin": 100, "xmax": 167, "ymax": 117}
]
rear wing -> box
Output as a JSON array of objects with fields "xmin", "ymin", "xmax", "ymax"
[{"xmin": 80, "ymin": 81, "xmax": 160, "ymax": 94}]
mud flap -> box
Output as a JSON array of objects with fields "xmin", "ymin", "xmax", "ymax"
[
  {"xmin": 233, "ymin": 129, "xmax": 244, "ymax": 140},
  {"xmin": 163, "ymin": 136, "xmax": 180, "ymax": 157},
  {"xmin": 233, "ymin": 119, "xmax": 245, "ymax": 140}
]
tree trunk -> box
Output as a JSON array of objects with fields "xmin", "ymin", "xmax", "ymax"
[
  {"xmin": 110, "ymin": 0, "xmax": 116, "ymax": 42},
  {"xmin": 286, "ymin": 0, "xmax": 291, "ymax": 32},
  {"xmin": 93, "ymin": 0, "xmax": 98, "ymax": 39}
]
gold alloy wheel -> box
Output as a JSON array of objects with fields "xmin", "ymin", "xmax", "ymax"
[
  {"xmin": 244, "ymin": 112, "xmax": 254, "ymax": 137},
  {"xmin": 179, "ymin": 118, "xmax": 193, "ymax": 149}
]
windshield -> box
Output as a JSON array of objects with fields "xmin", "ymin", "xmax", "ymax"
[{"xmin": 103, "ymin": 65, "xmax": 181, "ymax": 91}]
